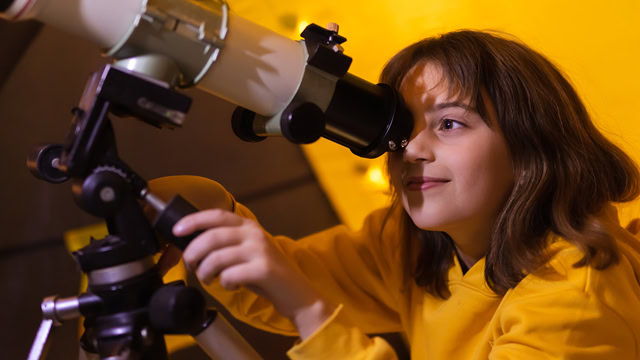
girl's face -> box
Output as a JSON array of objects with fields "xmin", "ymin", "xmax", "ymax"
[{"xmin": 390, "ymin": 62, "xmax": 514, "ymax": 247}]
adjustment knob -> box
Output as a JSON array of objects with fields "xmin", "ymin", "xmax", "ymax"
[
  {"xmin": 72, "ymin": 170, "xmax": 126, "ymax": 217},
  {"xmin": 280, "ymin": 102, "xmax": 325, "ymax": 144},
  {"xmin": 149, "ymin": 282, "xmax": 207, "ymax": 334},
  {"xmin": 27, "ymin": 144, "xmax": 69, "ymax": 184},
  {"xmin": 231, "ymin": 107, "xmax": 266, "ymax": 142}
]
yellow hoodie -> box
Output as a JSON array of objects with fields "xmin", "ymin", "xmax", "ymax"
[{"xmin": 150, "ymin": 176, "xmax": 640, "ymax": 359}]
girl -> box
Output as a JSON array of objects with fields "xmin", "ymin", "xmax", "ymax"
[{"xmin": 151, "ymin": 30, "xmax": 640, "ymax": 359}]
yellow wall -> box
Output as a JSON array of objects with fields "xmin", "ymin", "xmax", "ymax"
[{"xmin": 231, "ymin": 0, "xmax": 640, "ymax": 229}]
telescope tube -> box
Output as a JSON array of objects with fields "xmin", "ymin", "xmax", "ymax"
[
  {"xmin": 1, "ymin": 0, "xmax": 412, "ymax": 157},
  {"xmin": 1, "ymin": 0, "xmax": 307, "ymax": 117}
]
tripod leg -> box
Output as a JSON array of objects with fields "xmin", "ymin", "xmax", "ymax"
[
  {"xmin": 193, "ymin": 311, "xmax": 262, "ymax": 360},
  {"xmin": 28, "ymin": 318, "xmax": 55, "ymax": 360}
]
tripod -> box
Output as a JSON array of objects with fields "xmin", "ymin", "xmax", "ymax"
[{"xmin": 27, "ymin": 63, "xmax": 261, "ymax": 360}]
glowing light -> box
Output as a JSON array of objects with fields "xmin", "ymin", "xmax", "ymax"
[
  {"xmin": 365, "ymin": 165, "xmax": 388, "ymax": 190},
  {"xmin": 297, "ymin": 20, "xmax": 310, "ymax": 35}
]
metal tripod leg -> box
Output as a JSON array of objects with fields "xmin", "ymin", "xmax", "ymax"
[
  {"xmin": 28, "ymin": 295, "xmax": 78, "ymax": 360},
  {"xmin": 28, "ymin": 318, "xmax": 56, "ymax": 360},
  {"xmin": 193, "ymin": 311, "xmax": 262, "ymax": 360}
]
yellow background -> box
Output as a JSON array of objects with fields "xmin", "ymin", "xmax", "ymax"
[{"xmin": 231, "ymin": 0, "xmax": 640, "ymax": 229}]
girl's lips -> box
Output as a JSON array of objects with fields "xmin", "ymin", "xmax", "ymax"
[{"xmin": 405, "ymin": 176, "xmax": 450, "ymax": 191}]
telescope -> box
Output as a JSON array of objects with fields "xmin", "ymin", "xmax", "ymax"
[
  {"xmin": 1, "ymin": 0, "xmax": 411, "ymax": 155},
  {"xmin": 1, "ymin": 0, "xmax": 412, "ymax": 359}
]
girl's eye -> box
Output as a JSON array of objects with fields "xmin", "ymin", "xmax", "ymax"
[{"xmin": 439, "ymin": 119, "xmax": 463, "ymax": 131}]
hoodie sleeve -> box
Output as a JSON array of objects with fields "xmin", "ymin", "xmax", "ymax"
[
  {"xmin": 204, "ymin": 201, "xmax": 405, "ymax": 337},
  {"xmin": 286, "ymin": 304, "xmax": 398, "ymax": 359},
  {"xmin": 148, "ymin": 176, "xmax": 405, "ymax": 340}
]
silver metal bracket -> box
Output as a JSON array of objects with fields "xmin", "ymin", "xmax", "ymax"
[
  {"xmin": 106, "ymin": 0, "xmax": 229, "ymax": 87},
  {"xmin": 251, "ymin": 40, "xmax": 342, "ymax": 137}
]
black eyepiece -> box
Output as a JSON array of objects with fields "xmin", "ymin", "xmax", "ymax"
[{"xmin": 0, "ymin": 0, "xmax": 14, "ymax": 12}]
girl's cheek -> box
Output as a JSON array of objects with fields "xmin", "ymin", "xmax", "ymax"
[{"xmin": 387, "ymin": 155, "xmax": 405, "ymax": 190}]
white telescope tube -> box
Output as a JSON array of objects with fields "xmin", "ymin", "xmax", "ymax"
[
  {"xmin": 2, "ymin": 0, "xmax": 146, "ymax": 49},
  {"xmin": 199, "ymin": 13, "xmax": 307, "ymax": 117},
  {"xmin": 1, "ymin": 0, "xmax": 307, "ymax": 117}
]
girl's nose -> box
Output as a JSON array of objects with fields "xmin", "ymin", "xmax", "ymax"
[{"xmin": 403, "ymin": 129, "xmax": 435, "ymax": 163}]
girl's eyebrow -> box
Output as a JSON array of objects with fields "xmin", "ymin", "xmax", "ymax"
[{"xmin": 428, "ymin": 101, "xmax": 476, "ymax": 113}]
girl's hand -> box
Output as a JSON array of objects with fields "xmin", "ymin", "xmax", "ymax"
[{"xmin": 173, "ymin": 209, "xmax": 334, "ymax": 339}]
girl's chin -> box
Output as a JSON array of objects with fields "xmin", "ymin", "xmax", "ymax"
[
  {"xmin": 401, "ymin": 200, "xmax": 456, "ymax": 230},
  {"xmin": 409, "ymin": 218, "xmax": 450, "ymax": 232}
]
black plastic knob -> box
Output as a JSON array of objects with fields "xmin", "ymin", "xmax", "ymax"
[
  {"xmin": 72, "ymin": 170, "xmax": 126, "ymax": 217},
  {"xmin": 149, "ymin": 282, "xmax": 207, "ymax": 334},
  {"xmin": 231, "ymin": 107, "xmax": 266, "ymax": 142},
  {"xmin": 27, "ymin": 144, "xmax": 69, "ymax": 184},
  {"xmin": 280, "ymin": 102, "xmax": 325, "ymax": 144},
  {"xmin": 152, "ymin": 195, "xmax": 201, "ymax": 251}
]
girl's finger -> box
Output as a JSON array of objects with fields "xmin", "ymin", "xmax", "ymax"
[
  {"xmin": 173, "ymin": 209, "xmax": 244, "ymax": 237},
  {"xmin": 196, "ymin": 245, "xmax": 249, "ymax": 284},
  {"xmin": 182, "ymin": 226, "xmax": 244, "ymax": 270},
  {"xmin": 217, "ymin": 262, "xmax": 265, "ymax": 292}
]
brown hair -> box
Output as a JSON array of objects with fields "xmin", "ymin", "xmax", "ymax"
[{"xmin": 380, "ymin": 30, "xmax": 640, "ymax": 297}]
